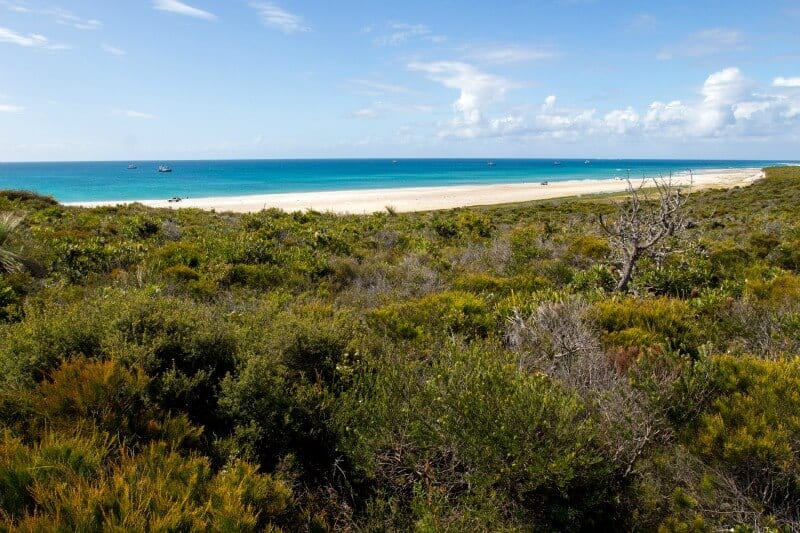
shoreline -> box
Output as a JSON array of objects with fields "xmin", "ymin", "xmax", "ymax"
[{"xmin": 65, "ymin": 167, "xmax": 765, "ymax": 214}]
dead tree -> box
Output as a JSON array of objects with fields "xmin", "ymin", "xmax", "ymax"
[{"xmin": 599, "ymin": 174, "xmax": 689, "ymax": 293}]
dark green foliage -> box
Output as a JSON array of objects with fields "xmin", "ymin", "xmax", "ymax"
[
  {"xmin": 112, "ymin": 296, "xmax": 238, "ymax": 431},
  {"xmin": 0, "ymin": 189, "xmax": 59, "ymax": 207}
]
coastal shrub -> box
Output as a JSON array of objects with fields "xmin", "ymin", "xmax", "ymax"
[
  {"xmin": 769, "ymin": 240, "xmax": 800, "ymax": 272},
  {"xmin": 571, "ymin": 264, "xmax": 616, "ymax": 292},
  {"xmin": 157, "ymin": 241, "xmax": 202, "ymax": 268},
  {"xmin": 564, "ymin": 235, "xmax": 611, "ymax": 267},
  {"xmin": 509, "ymin": 225, "xmax": 551, "ymax": 269},
  {"xmin": 337, "ymin": 343, "xmax": 619, "ymax": 530},
  {"xmin": 1, "ymin": 165, "xmax": 800, "ymax": 528},
  {"xmin": 0, "ymin": 298, "xmax": 108, "ymax": 386},
  {"xmin": 455, "ymin": 210, "xmax": 494, "ymax": 238},
  {"xmin": 30, "ymin": 360, "xmax": 152, "ymax": 441},
  {"xmin": 0, "ymin": 434, "xmax": 292, "ymax": 531},
  {"xmin": 112, "ymin": 297, "xmax": 237, "ymax": 429},
  {"xmin": 593, "ymin": 297, "xmax": 702, "ymax": 355},
  {"xmin": 163, "ymin": 264, "xmax": 201, "ymax": 282},
  {"xmin": 223, "ymin": 263, "xmax": 288, "ymax": 290},
  {"xmin": 0, "ymin": 273, "xmax": 30, "ymax": 322},
  {"xmin": 744, "ymin": 273, "xmax": 800, "ymax": 303},
  {"xmin": 431, "ymin": 214, "xmax": 460, "ymax": 239},
  {"xmin": 453, "ymin": 272, "xmax": 547, "ymax": 295},
  {"xmin": 367, "ymin": 291, "xmax": 492, "ymax": 341},
  {"xmin": 636, "ymin": 256, "xmax": 717, "ymax": 297},
  {"xmin": 536, "ymin": 259, "xmax": 575, "ymax": 287},
  {"xmin": 687, "ymin": 355, "xmax": 800, "ymax": 522},
  {"xmin": 269, "ymin": 303, "xmax": 358, "ymax": 385},
  {"xmin": 749, "ymin": 232, "xmax": 781, "ymax": 259},
  {"xmin": 219, "ymin": 303, "xmax": 358, "ymax": 476},
  {"xmin": 707, "ymin": 245, "xmax": 750, "ymax": 278}
]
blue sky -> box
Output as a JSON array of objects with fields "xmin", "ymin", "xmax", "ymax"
[{"xmin": 1, "ymin": 0, "xmax": 799, "ymax": 161}]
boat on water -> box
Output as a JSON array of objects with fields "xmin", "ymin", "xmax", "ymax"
[
  {"xmin": 553, "ymin": 161, "xmax": 561, "ymax": 166},
  {"xmin": 487, "ymin": 161, "xmax": 496, "ymax": 167},
  {"xmin": 392, "ymin": 160, "xmax": 398, "ymax": 164},
  {"xmin": 127, "ymin": 163, "xmax": 138, "ymax": 170},
  {"xmin": 584, "ymin": 160, "xmax": 591, "ymax": 164},
  {"xmin": 157, "ymin": 165, "xmax": 172, "ymax": 173}
]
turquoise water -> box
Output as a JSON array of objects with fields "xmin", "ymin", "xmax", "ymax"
[{"xmin": 0, "ymin": 159, "xmax": 793, "ymax": 203}]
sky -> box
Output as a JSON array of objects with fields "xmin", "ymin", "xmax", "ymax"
[{"xmin": 0, "ymin": 0, "xmax": 799, "ymax": 161}]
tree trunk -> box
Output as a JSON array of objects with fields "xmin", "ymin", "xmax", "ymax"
[{"xmin": 616, "ymin": 250, "xmax": 638, "ymax": 292}]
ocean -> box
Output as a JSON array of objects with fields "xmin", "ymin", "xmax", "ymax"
[{"xmin": 0, "ymin": 159, "xmax": 793, "ymax": 203}]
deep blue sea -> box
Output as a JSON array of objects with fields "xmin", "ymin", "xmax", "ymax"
[{"xmin": 0, "ymin": 159, "xmax": 794, "ymax": 203}]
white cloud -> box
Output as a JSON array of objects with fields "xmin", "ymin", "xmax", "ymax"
[
  {"xmin": 101, "ymin": 43, "xmax": 125, "ymax": 56},
  {"xmin": 409, "ymin": 61, "xmax": 515, "ymax": 137},
  {"xmin": 0, "ymin": 104, "xmax": 24, "ymax": 113},
  {"xmin": 0, "ymin": 26, "xmax": 68, "ymax": 49},
  {"xmin": 534, "ymin": 96, "xmax": 597, "ymax": 138},
  {"xmin": 0, "ymin": 26, "xmax": 47, "ymax": 46},
  {"xmin": 375, "ymin": 23, "xmax": 444, "ymax": 46},
  {"xmin": 49, "ymin": 7, "xmax": 102, "ymax": 30},
  {"xmin": 636, "ymin": 67, "xmax": 800, "ymax": 139},
  {"xmin": 774, "ymin": 77, "xmax": 800, "ymax": 88},
  {"xmin": 350, "ymin": 79, "xmax": 413, "ymax": 95},
  {"xmin": 733, "ymin": 101, "xmax": 771, "ymax": 120},
  {"xmin": 409, "ymin": 65, "xmax": 800, "ymax": 144},
  {"xmin": 251, "ymin": 3, "xmax": 310, "ymax": 34},
  {"xmin": 659, "ymin": 28, "xmax": 746, "ymax": 59},
  {"xmin": 471, "ymin": 45, "xmax": 558, "ymax": 64},
  {"xmin": 153, "ymin": 0, "xmax": 216, "ymax": 21},
  {"xmin": 643, "ymin": 100, "xmax": 691, "ymax": 132},
  {"xmin": 604, "ymin": 107, "xmax": 640, "ymax": 134},
  {"xmin": 114, "ymin": 109, "xmax": 157, "ymax": 120},
  {"xmin": 0, "ymin": 1, "xmax": 29, "ymax": 13},
  {"xmin": 350, "ymin": 101, "xmax": 434, "ymax": 120},
  {"xmin": 0, "ymin": 2, "xmax": 101, "ymax": 30}
]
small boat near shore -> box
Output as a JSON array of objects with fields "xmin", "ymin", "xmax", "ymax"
[
  {"xmin": 158, "ymin": 165, "xmax": 172, "ymax": 173},
  {"xmin": 127, "ymin": 163, "xmax": 138, "ymax": 170},
  {"xmin": 487, "ymin": 161, "xmax": 496, "ymax": 167}
]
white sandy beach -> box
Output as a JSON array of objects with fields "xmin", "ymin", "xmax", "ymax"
[{"xmin": 67, "ymin": 167, "xmax": 765, "ymax": 214}]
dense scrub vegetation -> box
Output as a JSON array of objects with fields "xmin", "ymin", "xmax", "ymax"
[{"xmin": 1, "ymin": 166, "xmax": 800, "ymax": 530}]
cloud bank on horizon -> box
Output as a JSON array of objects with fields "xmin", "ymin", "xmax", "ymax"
[{"xmin": 0, "ymin": 0, "xmax": 798, "ymax": 160}]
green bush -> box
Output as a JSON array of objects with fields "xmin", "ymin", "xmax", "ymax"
[
  {"xmin": 565, "ymin": 235, "xmax": 610, "ymax": 266},
  {"xmin": 0, "ymin": 432, "xmax": 292, "ymax": 531},
  {"xmin": 509, "ymin": 225, "xmax": 551, "ymax": 269},
  {"xmin": 453, "ymin": 272, "xmax": 547, "ymax": 295},
  {"xmin": 688, "ymin": 355, "xmax": 800, "ymax": 520},
  {"xmin": 337, "ymin": 344, "xmax": 619, "ymax": 530},
  {"xmin": 594, "ymin": 297, "xmax": 702, "ymax": 354},
  {"xmin": 163, "ymin": 264, "xmax": 201, "ymax": 282},
  {"xmin": 157, "ymin": 241, "xmax": 202, "ymax": 268},
  {"xmin": 0, "ymin": 298, "xmax": 108, "ymax": 386},
  {"xmin": 112, "ymin": 297, "xmax": 237, "ymax": 430},
  {"xmin": 367, "ymin": 291, "xmax": 492, "ymax": 341}
]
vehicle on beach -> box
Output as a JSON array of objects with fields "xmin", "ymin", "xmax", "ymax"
[{"xmin": 158, "ymin": 165, "xmax": 172, "ymax": 173}]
